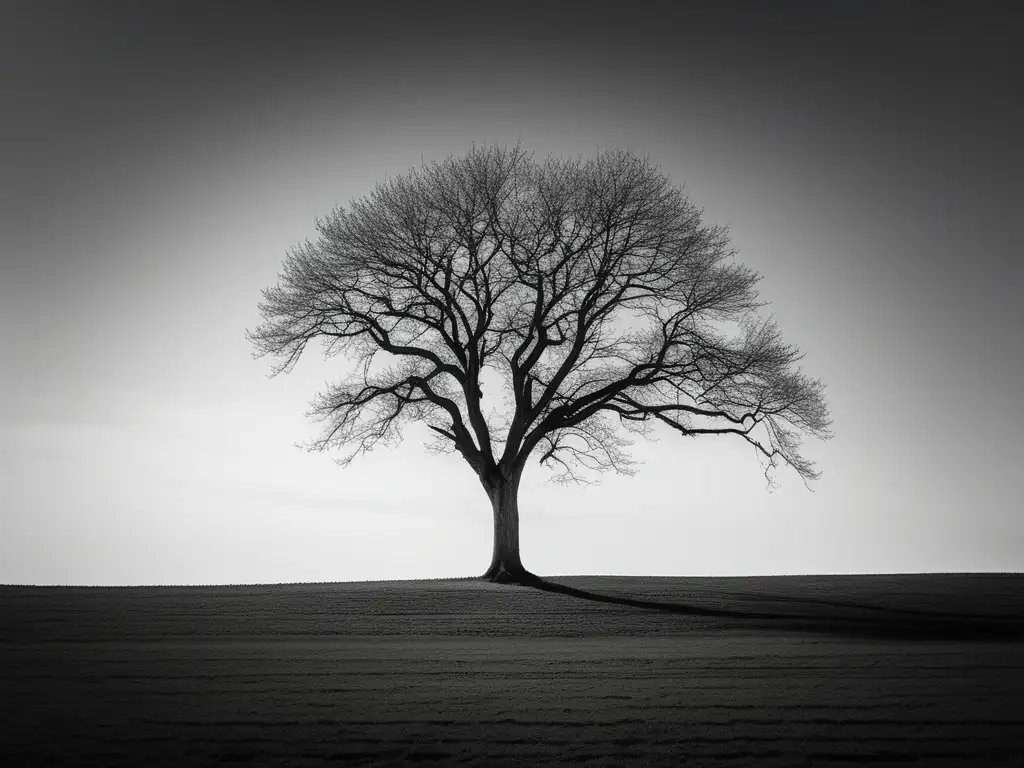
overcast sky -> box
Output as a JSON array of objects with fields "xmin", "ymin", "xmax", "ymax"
[{"xmin": 1, "ymin": 1, "xmax": 1020, "ymax": 585}]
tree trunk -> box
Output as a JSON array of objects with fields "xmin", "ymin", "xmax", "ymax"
[{"xmin": 480, "ymin": 466, "xmax": 534, "ymax": 584}]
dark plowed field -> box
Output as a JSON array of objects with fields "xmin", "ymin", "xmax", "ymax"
[{"xmin": 3, "ymin": 575, "xmax": 1022, "ymax": 766}]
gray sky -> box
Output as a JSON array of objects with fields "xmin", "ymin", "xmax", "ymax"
[{"xmin": 1, "ymin": 1, "xmax": 1020, "ymax": 584}]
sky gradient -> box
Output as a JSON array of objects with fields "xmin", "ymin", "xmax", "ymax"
[{"xmin": 2, "ymin": 1, "xmax": 1020, "ymax": 584}]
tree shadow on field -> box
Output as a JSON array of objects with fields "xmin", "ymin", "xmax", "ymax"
[{"xmin": 520, "ymin": 575, "xmax": 1024, "ymax": 642}]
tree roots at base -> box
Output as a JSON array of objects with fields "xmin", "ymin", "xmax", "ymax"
[{"xmin": 480, "ymin": 563, "xmax": 542, "ymax": 586}]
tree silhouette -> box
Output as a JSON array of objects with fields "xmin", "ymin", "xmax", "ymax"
[{"xmin": 249, "ymin": 145, "xmax": 832, "ymax": 583}]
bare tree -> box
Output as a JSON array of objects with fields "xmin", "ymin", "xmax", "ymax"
[{"xmin": 249, "ymin": 145, "xmax": 832, "ymax": 583}]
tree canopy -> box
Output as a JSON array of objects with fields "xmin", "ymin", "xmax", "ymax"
[{"xmin": 251, "ymin": 145, "xmax": 831, "ymax": 491}]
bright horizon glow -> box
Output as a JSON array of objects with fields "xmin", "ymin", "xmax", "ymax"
[{"xmin": 2, "ymin": 4, "xmax": 1020, "ymax": 585}]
